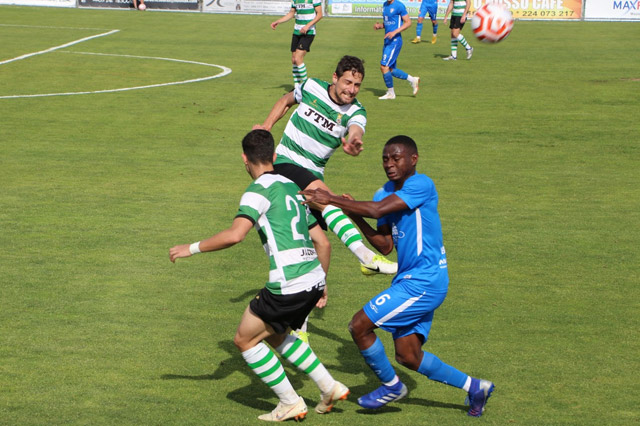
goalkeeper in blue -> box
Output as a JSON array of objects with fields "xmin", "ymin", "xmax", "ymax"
[{"xmin": 301, "ymin": 135, "xmax": 495, "ymax": 417}]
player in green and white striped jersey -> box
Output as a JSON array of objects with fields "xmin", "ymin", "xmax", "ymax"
[
  {"xmin": 271, "ymin": 0, "xmax": 323, "ymax": 87},
  {"xmin": 256, "ymin": 55, "xmax": 397, "ymax": 278},
  {"xmin": 443, "ymin": 0, "xmax": 473, "ymax": 60},
  {"xmin": 169, "ymin": 130, "xmax": 349, "ymax": 422}
]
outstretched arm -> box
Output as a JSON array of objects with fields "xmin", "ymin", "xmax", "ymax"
[
  {"xmin": 254, "ymin": 91, "xmax": 297, "ymax": 132},
  {"xmin": 300, "ymin": 189, "xmax": 408, "ymax": 254},
  {"xmin": 271, "ymin": 8, "xmax": 295, "ymax": 30},
  {"xmin": 300, "ymin": 5, "xmax": 323, "ymax": 34},
  {"xmin": 169, "ymin": 217, "xmax": 254, "ymax": 263},
  {"xmin": 342, "ymin": 124, "xmax": 364, "ymax": 156}
]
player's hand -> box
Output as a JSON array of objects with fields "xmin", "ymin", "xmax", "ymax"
[
  {"xmin": 341, "ymin": 136, "xmax": 363, "ymax": 156},
  {"xmin": 374, "ymin": 22, "xmax": 383, "ymax": 30},
  {"xmin": 461, "ymin": 15, "xmax": 467, "ymax": 23},
  {"xmin": 384, "ymin": 30, "xmax": 397, "ymax": 40},
  {"xmin": 270, "ymin": 21, "xmax": 278, "ymax": 30},
  {"xmin": 315, "ymin": 286, "xmax": 327, "ymax": 308},
  {"xmin": 169, "ymin": 244, "xmax": 191, "ymax": 263},
  {"xmin": 300, "ymin": 188, "xmax": 332, "ymax": 206},
  {"xmin": 341, "ymin": 193, "xmax": 355, "ymax": 201},
  {"xmin": 300, "ymin": 25, "xmax": 309, "ymax": 34}
]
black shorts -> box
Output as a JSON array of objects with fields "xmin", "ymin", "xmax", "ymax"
[
  {"xmin": 291, "ymin": 34, "xmax": 315, "ymax": 52},
  {"xmin": 274, "ymin": 162, "xmax": 327, "ymax": 230},
  {"xmin": 249, "ymin": 283, "xmax": 325, "ymax": 334},
  {"xmin": 449, "ymin": 15, "xmax": 466, "ymax": 30}
]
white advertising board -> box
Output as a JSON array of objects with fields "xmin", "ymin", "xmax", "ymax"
[
  {"xmin": 0, "ymin": 0, "xmax": 75, "ymax": 6},
  {"xmin": 584, "ymin": 0, "xmax": 640, "ymax": 20},
  {"xmin": 204, "ymin": 0, "xmax": 290, "ymax": 14}
]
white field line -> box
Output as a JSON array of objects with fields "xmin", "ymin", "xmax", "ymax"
[
  {"xmin": 0, "ymin": 52, "xmax": 232, "ymax": 99},
  {"xmin": 0, "ymin": 23, "xmax": 115, "ymax": 31},
  {"xmin": 0, "ymin": 29, "xmax": 120, "ymax": 66}
]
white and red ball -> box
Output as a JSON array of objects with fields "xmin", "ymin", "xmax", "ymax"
[
  {"xmin": 471, "ymin": 4, "xmax": 514, "ymax": 43},
  {"xmin": 138, "ymin": 3, "xmax": 146, "ymax": 10}
]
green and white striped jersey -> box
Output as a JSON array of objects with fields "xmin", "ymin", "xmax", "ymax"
[
  {"xmin": 451, "ymin": 0, "xmax": 468, "ymax": 16},
  {"xmin": 292, "ymin": 0, "xmax": 321, "ymax": 36},
  {"xmin": 274, "ymin": 78, "xmax": 367, "ymax": 180},
  {"xmin": 236, "ymin": 172, "xmax": 325, "ymax": 295}
]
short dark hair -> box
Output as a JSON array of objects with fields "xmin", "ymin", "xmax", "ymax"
[
  {"xmin": 242, "ymin": 129, "xmax": 274, "ymax": 165},
  {"xmin": 385, "ymin": 135, "xmax": 418, "ymax": 156},
  {"xmin": 335, "ymin": 55, "xmax": 365, "ymax": 79}
]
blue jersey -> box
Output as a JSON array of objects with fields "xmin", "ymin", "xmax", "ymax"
[
  {"xmin": 374, "ymin": 172, "xmax": 449, "ymax": 292},
  {"xmin": 382, "ymin": 0, "xmax": 408, "ymax": 40}
]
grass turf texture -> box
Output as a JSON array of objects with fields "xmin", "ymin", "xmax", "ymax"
[{"xmin": 1, "ymin": 6, "xmax": 639, "ymax": 425}]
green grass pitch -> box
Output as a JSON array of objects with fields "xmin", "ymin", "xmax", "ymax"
[{"xmin": 1, "ymin": 5, "xmax": 639, "ymax": 425}]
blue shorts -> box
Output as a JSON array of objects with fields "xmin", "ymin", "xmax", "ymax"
[
  {"xmin": 419, "ymin": 1, "xmax": 437, "ymax": 20},
  {"xmin": 363, "ymin": 278, "xmax": 447, "ymax": 342},
  {"xmin": 381, "ymin": 37, "xmax": 403, "ymax": 69}
]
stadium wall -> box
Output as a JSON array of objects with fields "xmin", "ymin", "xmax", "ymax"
[{"xmin": 1, "ymin": 0, "xmax": 638, "ymax": 20}]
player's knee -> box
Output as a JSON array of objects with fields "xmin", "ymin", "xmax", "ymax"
[
  {"xmin": 233, "ymin": 333, "xmax": 248, "ymax": 351},
  {"xmin": 395, "ymin": 352, "xmax": 421, "ymax": 371}
]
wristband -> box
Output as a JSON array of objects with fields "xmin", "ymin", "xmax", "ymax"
[{"xmin": 189, "ymin": 242, "xmax": 201, "ymax": 255}]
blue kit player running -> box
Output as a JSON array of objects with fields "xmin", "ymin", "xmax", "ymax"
[
  {"xmin": 302, "ymin": 135, "xmax": 495, "ymax": 417},
  {"xmin": 374, "ymin": 0, "xmax": 420, "ymax": 100},
  {"xmin": 412, "ymin": 0, "xmax": 439, "ymax": 44}
]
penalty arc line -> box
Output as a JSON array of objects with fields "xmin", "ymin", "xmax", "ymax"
[
  {"xmin": 0, "ymin": 52, "xmax": 232, "ymax": 99},
  {"xmin": 0, "ymin": 29, "xmax": 120, "ymax": 66}
]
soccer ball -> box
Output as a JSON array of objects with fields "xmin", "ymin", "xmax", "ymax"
[
  {"xmin": 471, "ymin": 4, "xmax": 514, "ymax": 43},
  {"xmin": 138, "ymin": 3, "xmax": 146, "ymax": 10}
]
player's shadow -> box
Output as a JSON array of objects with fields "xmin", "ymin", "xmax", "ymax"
[
  {"xmin": 160, "ymin": 340, "xmax": 324, "ymax": 411},
  {"xmin": 160, "ymin": 311, "xmax": 467, "ymax": 415},
  {"xmin": 434, "ymin": 53, "xmax": 452, "ymax": 59},
  {"xmin": 275, "ymin": 84, "xmax": 295, "ymax": 93},
  {"xmin": 309, "ymin": 322, "xmax": 468, "ymax": 415},
  {"xmin": 363, "ymin": 87, "xmax": 391, "ymax": 98}
]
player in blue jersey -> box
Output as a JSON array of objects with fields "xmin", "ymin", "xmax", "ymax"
[
  {"xmin": 374, "ymin": 0, "xmax": 420, "ymax": 100},
  {"xmin": 411, "ymin": 0, "xmax": 439, "ymax": 44},
  {"xmin": 301, "ymin": 135, "xmax": 495, "ymax": 417}
]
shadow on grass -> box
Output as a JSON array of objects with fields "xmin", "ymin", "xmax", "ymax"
[{"xmin": 161, "ymin": 314, "xmax": 467, "ymax": 414}]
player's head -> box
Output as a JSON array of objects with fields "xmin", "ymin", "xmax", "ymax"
[
  {"xmin": 331, "ymin": 56, "xmax": 365, "ymax": 106},
  {"xmin": 382, "ymin": 135, "xmax": 419, "ymax": 185},
  {"xmin": 242, "ymin": 129, "xmax": 275, "ymax": 165},
  {"xmin": 335, "ymin": 55, "xmax": 365, "ymax": 80}
]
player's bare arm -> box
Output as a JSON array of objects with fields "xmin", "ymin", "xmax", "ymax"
[
  {"xmin": 301, "ymin": 5, "xmax": 323, "ymax": 34},
  {"xmin": 256, "ymin": 91, "xmax": 297, "ymax": 131},
  {"xmin": 169, "ymin": 217, "xmax": 253, "ymax": 263},
  {"xmin": 342, "ymin": 124, "xmax": 364, "ymax": 156},
  {"xmin": 271, "ymin": 8, "xmax": 295, "ymax": 30}
]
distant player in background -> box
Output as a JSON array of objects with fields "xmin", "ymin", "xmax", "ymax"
[
  {"xmin": 301, "ymin": 135, "xmax": 495, "ymax": 416},
  {"xmin": 375, "ymin": 0, "xmax": 420, "ymax": 100},
  {"xmin": 442, "ymin": 0, "xmax": 473, "ymax": 60},
  {"xmin": 271, "ymin": 0, "xmax": 323, "ymax": 88},
  {"xmin": 412, "ymin": 0, "xmax": 439, "ymax": 44},
  {"xmin": 169, "ymin": 130, "xmax": 349, "ymax": 422}
]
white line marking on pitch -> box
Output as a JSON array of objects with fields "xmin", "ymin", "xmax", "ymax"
[
  {"xmin": 0, "ymin": 23, "xmax": 115, "ymax": 31},
  {"xmin": 0, "ymin": 29, "xmax": 120, "ymax": 66},
  {"xmin": 0, "ymin": 52, "xmax": 232, "ymax": 99}
]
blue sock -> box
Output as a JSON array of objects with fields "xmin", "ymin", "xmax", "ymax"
[
  {"xmin": 382, "ymin": 72, "xmax": 394, "ymax": 89},
  {"xmin": 417, "ymin": 351, "xmax": 468, "ymax": 389},
  {"xmin": 416, "ymin": 22, "xmax": 423, "ymax": 37},
  {"xmin": 391, "ymin": 68, "xmax": 408, "ymax": 80},
  {"xmin": 360, "ymin": 337, "xmax": 396, "ymax": 383},
  {"xmin": 433, "ymin": 23, "xmax": 438, "ymax": 34}
]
